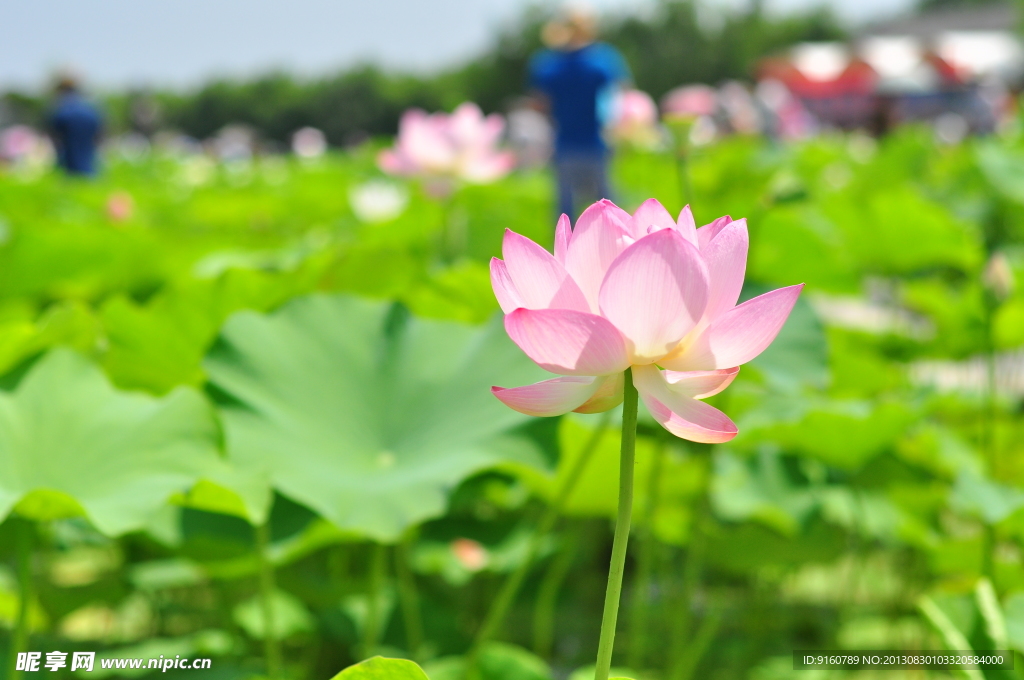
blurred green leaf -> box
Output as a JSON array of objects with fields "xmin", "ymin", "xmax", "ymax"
[
  {"xmin": 976, "ymin": 142, "xmax": 1024, "ymax": 204},
  {"xmin": 234, "ymin": 588, "xmax": 316, "ymax": 640},
  {"xmin": 204, "ymin": 294, "xmax": 552, "ymax": 541},
  {"xmin": 0, "ymin": 349, "xmax": 221, "ymax": 535},
  {"xmin": 951, "ymin": 471, "xmax": 1024, "ymax": 524},
  {"xmin": 101, "ymin": 268, "xmax": 315, "ymax": 394}
]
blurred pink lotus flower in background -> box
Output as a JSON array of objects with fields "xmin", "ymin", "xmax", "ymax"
[
  {"xmin": 609, "ymin": 89, "xmax": 661, "ymax": 149},
  {"xmin": 0, "ymin": 125, "xmax": 39, "ymax": 162},
  {"xmin": 378, "ymin": 102, "xmax": 516, "ymax": 184},
  {"xmin": 661, "ymin": 85, "xmax": 718, "ymax": 118},
  {"xmin": 660, "ymin": 85, "xmax": 721, "ymax": 146},
  {"xmin": 490, "ymin": 199, "xmax": 802, "ymax": 443}
]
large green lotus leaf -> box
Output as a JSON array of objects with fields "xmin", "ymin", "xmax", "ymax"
[
  {"xmin": 203, "ymin": 294, "xmax": 551, "ymax": 541},
  {"xmin": 101, "ymin": 267, "xmax": 316, "ymax": 394},
  {"xmin": 0, "ymin": 349, "xmax": 222, "ymax": 535},
  {"xmin": 332, "ymin": 657, "xmax": 430, "ymax": 680}
]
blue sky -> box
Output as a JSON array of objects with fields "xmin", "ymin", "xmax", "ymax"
[{"xmin": 2, "ymin": 0, "xmax": 914, "ymax": 91}]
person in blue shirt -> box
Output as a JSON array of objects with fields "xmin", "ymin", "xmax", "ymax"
[
  {"xmin": 49, "ymin": 75, "xmax": 103, "ymax": 176},
  {"xmin": 529, "ymin": 8, "xmax": 630, "ymax": 218}
]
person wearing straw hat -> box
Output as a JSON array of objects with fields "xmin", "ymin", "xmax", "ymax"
[{"xmin": 529, "ymin": 6, "xmax": 631, "ymax": 219}]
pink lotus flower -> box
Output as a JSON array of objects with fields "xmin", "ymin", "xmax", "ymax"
[
  {"xmin": 378, "ymin": 103, "xmax": 516, "ymax": 184},
  {"xmin": 490, "ymin": 199, "xmax": 802, "ymax": 443},
  {"xmin": 661, "ymin": 85, "xmax": 718, "ymax": 118},
  {"xmin": 609, "ymin": 89, "xmax": 660, "ymax": 148}
]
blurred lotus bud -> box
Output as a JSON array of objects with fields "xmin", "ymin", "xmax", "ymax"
[
  {"xmin": 608, "ymin": 89, "xmax": 661, "ymax": 149},
  {"xmin": 450, "ymin": 538, "xmax": 489, "ymax": 571},
  {"xmin": 106, "ymin": 191, "xmax": 134, "ymax": 223},
  {"xmin": 348, "ymin": 180, "xmax": 409, "ymax": 223},
  {"xmin": 292, "ymin": 127, "xmax": 327, "ymax": 159},
  {"xmin": 983, "ymin": 253, "xmax": 1015, "ymax": 301},
  {"xmin": 660, "ymin": 86, "xmax": 719, "ymax": 155}
]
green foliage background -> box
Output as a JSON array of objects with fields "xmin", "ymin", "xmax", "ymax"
[{"xmin": 2, "ymin": 114, "xmax": 1024, "ymax": 680}]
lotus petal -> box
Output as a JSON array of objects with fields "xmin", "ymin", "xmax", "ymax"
[
  {"xmin": 504, "ymin": 308, "xmax": 630, "ymax": 376},
  {"xmin": 575, "ymin": 372, "xmax": 624, "ymax": 413},
  {"xmin": 632, "ymin": 365, "xmax": 738, "ymax": 443},
  {"xmin": 631, "ymin": 198, "xmax": 676, "ymax": 238},
  {"xmin": 661, "ymin": 284, "xmax": 804, "ymax": 371},
  {"xmin": 697, "ymin": 215, "xmax": 733, "ymax": 250},
  {"xmin": 700, "ymin": 218, "xmax": 749, "ymax": 322},
  {"xmin": 490, "ymin": 258, "xmax": 523, "ymax": 314},
  {"xmin": 676, "ymin": 205, "xmax": 698, "ymax": 245},
  {"xmin": 554, "ymin": 214, "xmax": 571, "ymax": 265},
  {"xmin": 598, "ymin": 229, "xmax": 709, "ymax": 363},
  {"xmin": 565, "ymin": 199, "xmax": 633, "ymax": 310},
  {"xmin": 492, "ymin": 376, "xmax": 604, "ymax": 417},
  {"xmin": 502, "ymin": 229, "xmax": 590, "ymax": 312},
  {"xmin": 661, "ymin": 366, "xmax": 739, "ymax": 399}
]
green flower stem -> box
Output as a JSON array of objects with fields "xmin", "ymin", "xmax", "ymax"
[
  {"xmin": 436, "ymin": 190, "xmax": 465, "ymax": 264},
  {"xmin": 395, "ymin": 534, "xmax": 424, "ymax": 660},
  {"xmin": 11, "ymin": 517, "xmax": 33, "ymax": 680},
  {"xmin": 675, "ymin": 153, "xmax": 693, "ymax": 208},
  {"xmin": 362, "ymin": 542, "xmax": 388, "ymax": 658},
  {"xmin": 255, "ymin": 522, "xmax": 281, "ymax": 678},
  {"xmin": 982, "ymin": 299, "xmax": 998, "ymax": 579},
  {"xmin": 628, "ymin": 438, "xmax": 667, "ymax": 670},
  {"xmin": 594, "ymin": 368, "xmax": 639, "ymax": 680},
  {"xmin": 532, "ymin": 533, "xmax": 579, "ymax": 658},
  {"xmin": 471, "ymin": 410, "xmax": 612, "ymax": 654}
]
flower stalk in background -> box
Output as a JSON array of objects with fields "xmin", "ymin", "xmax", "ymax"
[{"xmin": 490, "ymin": 198, "xmax": 802, "ymax": 680}]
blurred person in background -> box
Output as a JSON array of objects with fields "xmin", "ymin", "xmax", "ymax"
[
  {"xmin": 49, "ymin": 74, "xmax": 103, "ymax": 175},
  {"xmin": 529, "ymin": 6, "xmax": 630, "ymax": 219}
]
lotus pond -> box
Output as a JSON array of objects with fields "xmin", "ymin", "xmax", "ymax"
[{"xmin": 2, "ymin": 125, "xmax": 1024, "ymax": 680}]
